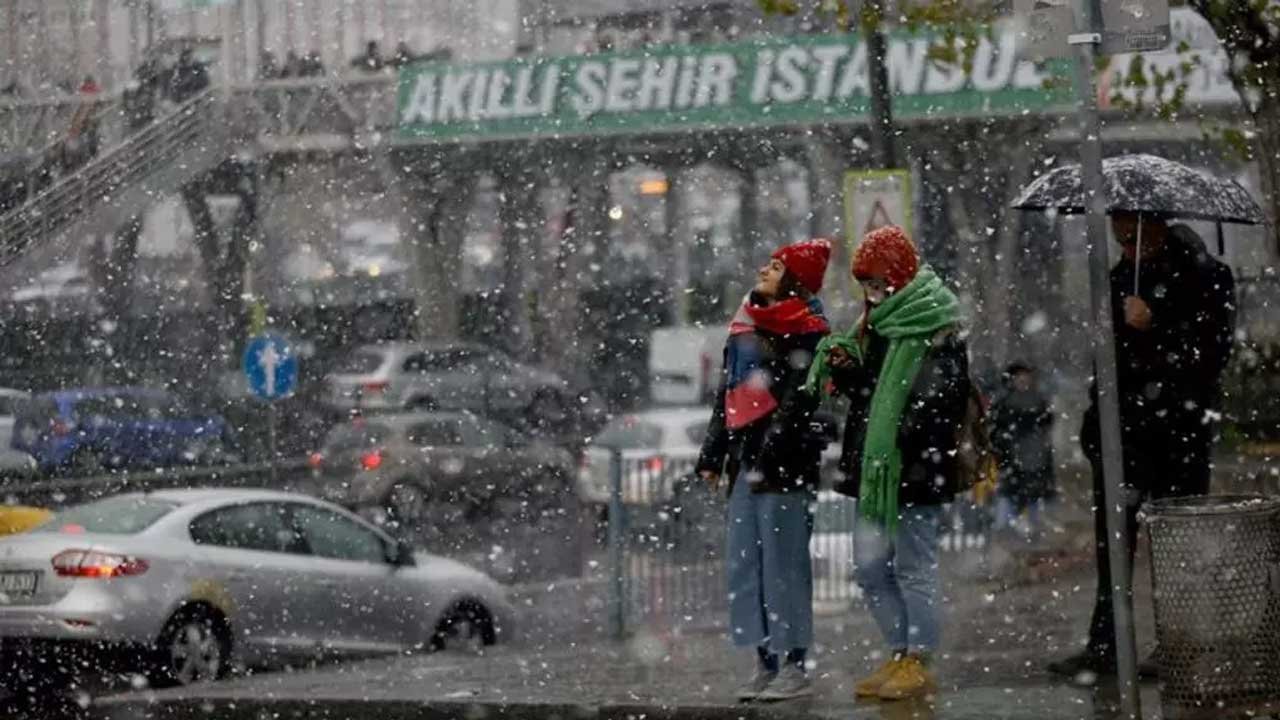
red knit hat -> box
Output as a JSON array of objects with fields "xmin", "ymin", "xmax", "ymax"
[
  {"xmin": 852, "ymin": 225, "xmax": 919, "ymax": 292},
  {"xmin": 772, "ymin": 238, "xmax": 832, "ymax": 294}
]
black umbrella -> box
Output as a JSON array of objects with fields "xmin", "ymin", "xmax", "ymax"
[
  {"xmin": 1011, "ymin": 153, "xmax": 1265, "ymax": 226},
  {"xmin": 1012, "ymin": 153, "xmax": 1266, "ymax": 293}
]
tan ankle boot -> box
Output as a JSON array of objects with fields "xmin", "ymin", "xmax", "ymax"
[
  {"xmin": 878, "ymin": 655, "xmax": 937, "ymax": 700},
  {"xmin": 854, "ymin": 655, "xmax": 903, "ymax": 698}
]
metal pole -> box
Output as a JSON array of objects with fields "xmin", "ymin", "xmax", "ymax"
[
  {"xmin": 607, "ymin": 449, "xmax": 626, "ymax": 639},
  {"xmin": 1070, "ymin": 9, "xmax": 1142, "ymax": 717},
  {"xmin": 268, "ymin": 402, "xmax": 278, "ymax": 486}
]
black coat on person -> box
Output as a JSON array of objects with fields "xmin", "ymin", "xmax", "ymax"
[
  {"xmin": 1080, "ymin": 224, "xmax": 1235, "ymax": 494},
  {"xmin": 990, "ymin": 386, "xmax": 1055, "ymax": 505},
  {"xmin": 696, "ymin": 312, "xmax": 827, "ymax": 496},
  {"xmin": 829, "ymin": 329, "xmax": 971, "ymax": 508}
]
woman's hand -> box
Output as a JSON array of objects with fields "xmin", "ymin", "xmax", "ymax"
[
  {"xmin": 699, "ymin": 470, "xmax": 721, "ymax": 490},
  {"xmin": 829, "ymin": 345, "xmax": 854, "ymax": 369}
]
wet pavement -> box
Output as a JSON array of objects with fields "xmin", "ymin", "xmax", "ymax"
[{"xmin": 81, "ymin": 517, "xmax": 1176, "ymax": 720}]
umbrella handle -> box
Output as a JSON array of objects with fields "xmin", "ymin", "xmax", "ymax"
[{"xmin": 1133, "ymin": 213, "xmax": 1142, "ymax": 296}]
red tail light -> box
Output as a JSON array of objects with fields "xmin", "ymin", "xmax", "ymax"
[
  {"xmin": 52, "ymin": 549, "xmax": 149, "ymax": 578},
  {"xmin": 362, "ymin": 382, "xmax": 388, "ymax": 396},
  {"xmin": 361, "ymin": 449, "xmax": 384, "ymax": 471},
  {"xmin": 647, "ymin": 456, "xmax": 664, "ymax": 473},
  {"xmin": 307, "ymin": 451, "xmax": 325, "ymax": 469}
]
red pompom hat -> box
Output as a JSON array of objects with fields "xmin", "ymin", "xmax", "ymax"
[
  {"xmin": 771, "ymin": 238, "xmax": 832, "ymax": 294},
  {"xmin": 852, "ymin": 225, "xmax": 920, "ymax": 292}
]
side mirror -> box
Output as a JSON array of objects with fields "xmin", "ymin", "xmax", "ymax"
[{"xmin": 393, "ymin": 539, "xmax": 416, "ymax": 568}]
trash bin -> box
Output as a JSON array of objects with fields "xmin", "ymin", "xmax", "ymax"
[{"xmin": 1143, "ymin": 494, "xmax": 1280, "ymax": 719}]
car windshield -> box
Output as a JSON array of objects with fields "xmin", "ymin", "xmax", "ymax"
[
  {"xmin": 593, "ymin": 418, "xmax": 663, "ymax": 449},
  {"xmin": 336, "ymin": 350, "xmax": 385, "ymax": 374},
  {"xmin": 324, "ymin": 423, "xmax": 392, "ymax": 452},
  {"xmin": 35, "ymin": 495, "xmax": 179, "ymax": 535}
]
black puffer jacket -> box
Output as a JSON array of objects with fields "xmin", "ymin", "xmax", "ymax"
[
  {"xmin": 830, "ymin": 330, "xmax": 971, "ymax": 507},
  {"xmin": 696, "ymin": 326, "xmax": 827, "ymax": 495}
]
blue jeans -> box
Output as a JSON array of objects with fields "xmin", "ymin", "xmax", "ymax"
[
  {"xmin": 852, "ymin": 505, "xmax": 943, "ymax": 654},
  {"xmin": 726, "ymin": 475, "xmax": 814, "ymax": 655}
]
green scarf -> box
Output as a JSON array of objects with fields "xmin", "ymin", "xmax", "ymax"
[{"xmin": 810, "ymin": 266, "xmax": 960, "ymax": 531}]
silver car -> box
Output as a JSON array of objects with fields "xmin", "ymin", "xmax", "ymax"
[
  {"xmin": 0, "ymin": 489, "xmax": 515, "ymax": 689},
  {"xmin": 325, "ymin": 341, "xmax": 573, "ymax": 421}
]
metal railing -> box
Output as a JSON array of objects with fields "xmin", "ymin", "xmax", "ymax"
[
  {"xmin": 0, "ymin": 87, "xmax": 233, "ymax": 266},
  {"xmin": 600, "ymin": 450, "xmax": 999, "ymax": 638}
]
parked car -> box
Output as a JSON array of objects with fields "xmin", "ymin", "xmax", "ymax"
[
  {"xmin": 10, "ymin": 388, "xmax": 236, "ymax": 476},
  {"xmin": 0, "ymin": 489, "xmax": 514, "ymax": 693},
  {"xmin": 307, "ymin": 412, "xmax": 576, "ymax": 539},
  {"xmin": 648, "ymin": 326, "xmax": 724, "ymax": 406},
  {"xmin": 325, "ymin": 342, "xmax": 576, "ymax": 425},
  {"xmin": 576, "ymin": 406, "xmax": 842, "ymax": 507},
  {"xmin": 576, "ymin": 406, "xmax": 710, "ymax": 507},
  {"xmin": 0, "ymin": 505, "xmax": 49, "ymax": 536}
]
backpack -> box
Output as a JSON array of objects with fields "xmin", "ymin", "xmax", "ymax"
[{"xmin": 955, "ymin": 383, "xmax": 999, "ymax": 500}]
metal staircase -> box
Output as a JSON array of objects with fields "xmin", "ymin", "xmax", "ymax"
[{"xmin": 0, "ymin": 88, "xmax": 242, "ymax": 266}]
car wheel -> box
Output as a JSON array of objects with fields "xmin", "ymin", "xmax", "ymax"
[
  {"xmin": 152, "ymin": 607, "xmax": 230, "ymax": 687},
  {"xmin": 67, "ymin": 449, "xmax": 103, "ymax": 478},
  {"xmin": 431, "ymin": 600, "xmax": 496, "ymax": 653}
]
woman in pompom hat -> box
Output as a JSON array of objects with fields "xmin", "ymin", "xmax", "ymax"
[
  {"xmin": 696, "ymin": 238, "xmax": 832, "ymax": 702},
  {"xmin": 804, "ymin": 225, "xmax": 972, "ymax": 701}
]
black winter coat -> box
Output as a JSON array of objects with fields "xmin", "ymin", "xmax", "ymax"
[
  {"xmin": 990, "ymin": 388, "xmax": 1055, "ymax": 503},
  {"xmin": 830, "ymin": 330, "xmax": 971, "ymax": 507},
  {"xmin": 696, "ymin": 326, "xmax": 827, "ymax": 495},
  {"xmin": 1081, "ymin": 227, "xmax": 1235, "ymax": 459}
]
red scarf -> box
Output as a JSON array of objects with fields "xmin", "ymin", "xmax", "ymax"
[
  {"xmin": 729, "ymin": 295, "xmax": 831, "ymax": 337},
  {"xmin": 723, "ymin": 294, "xmax": 829, "ymax": 429}
]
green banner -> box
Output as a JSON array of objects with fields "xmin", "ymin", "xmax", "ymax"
[{"xmin": 397, "ymin": 31, "xmax": 1073, "ymax": 142}]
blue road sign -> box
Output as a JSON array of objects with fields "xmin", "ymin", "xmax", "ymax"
[{"xmin": 243, "ymin": 334, "xmax": 298, "ymax": 401}]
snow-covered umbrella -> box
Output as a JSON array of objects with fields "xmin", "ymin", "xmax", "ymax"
[
  {"xmin": 1012, "ymin": 153, "xmax": 1266, "ymax": 293},
  {"xmin": 1011, "ymin": 153, "xmax": 1265, "ymax": 226}
]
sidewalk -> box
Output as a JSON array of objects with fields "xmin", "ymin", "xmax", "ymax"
[{"xmin": 92, "ymin": 523, "xmax": 1172, "ymax": 720}]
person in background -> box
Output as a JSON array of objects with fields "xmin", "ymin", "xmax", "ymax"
[
  {"xmin": 281, "ymin": 51, "xmax": 303, "ymax": 79},
  {"xmin": 1048, "ymin": 212, "xmax": 1236, "ymax": 681},
  {"xmin": 259, "ymin": 50, "xmax": 279, "ymax": 80},
  {"xmin": 697, "ymin": 238, "xmax": 833, "ymax": 703},
  {"xmin": 63, "ymin": 75, "xmax": 102, "ymax": 171},
  {"xmin": 807, "ymin": 225, "xmax": 969, "ymax": 701},
  {"xmin": 168, "ymin": 48, "xmax": 209, "ymax": 103},
  {"xmin": 392, "ymin": 41, "xmax": 416, "ymax": 68},
  {"xmin": 302, "ymin": 51, "xmax": 326, "ymax": 77},
  {"xmin": 352, "ymin": 41, "xmax": 385, "ymax": 72},
  {"xmin": 990, "ymin": 362, "xmax": 1056, "ymax": 539}
]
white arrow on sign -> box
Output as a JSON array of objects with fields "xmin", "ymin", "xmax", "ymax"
[{"xmin": 260, "ymin": 343, "xmax": 280, "ymax": 398}]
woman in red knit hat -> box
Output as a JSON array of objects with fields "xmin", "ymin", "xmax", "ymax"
[
  {"xmin": 696, "ymin": 238, "xmax": 832, "ymax": 702},
  {"xmin": 805, "ymin": 225, "xmax": 972, "ymax": 701}
]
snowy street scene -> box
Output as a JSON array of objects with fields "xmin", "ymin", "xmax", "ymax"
[{"xmin": 1, "ymin": 1, "xmax": 1280, "ymax": 719}]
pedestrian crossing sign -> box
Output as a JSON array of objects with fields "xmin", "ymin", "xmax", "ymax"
[{"xmin": 844, "ymin": 169, "xmax": 913, "ymax": 249}]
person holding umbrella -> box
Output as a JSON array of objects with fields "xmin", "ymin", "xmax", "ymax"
[
  {"xmin": 1047, "ymin": 210, "xmax": 1237, "ymax": 680},
  {"xmin": 1011, "ymin": 155, "xmax": 1253, "ymax": 683}
]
